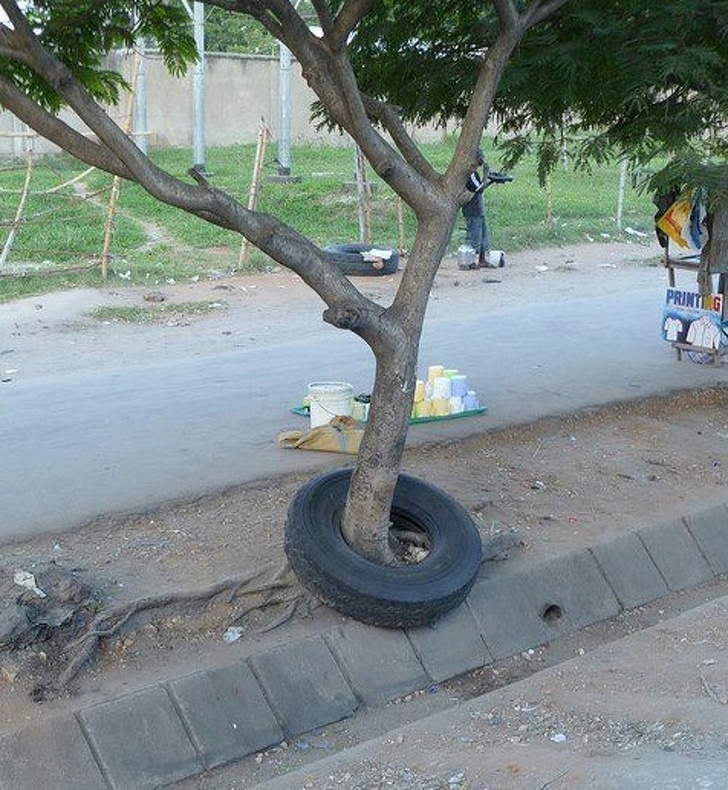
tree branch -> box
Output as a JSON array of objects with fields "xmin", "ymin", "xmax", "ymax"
[
  {"xmin": 361, "ymin": 95, "xmax": 439, "ymax": 180},
  {"xmin": 332, "ymin": 0, "xmax": 379, "ymax": 46},
  {"xmin": 311, "ymin": 0, "xmax": 334, "ymax": 35},
  {"xmin": 203, "ymin": 1, "xmax": 442, "ymax": 214},
  {"xmin": 0, "ymin": 77, "xmax": 133, "ymax": 178},
  {"xmin": 522, "ymin": 0, "xmax": 572, "ymax": 29},
  {"xmin": 1, "ymin": 2, "xmax": 384, "ymax": 327},
  {"xmin": 446, "ymin": 38, "xmax": 519, "ymax": 192},
  {"xmin": 492, "ymin": 0, "xmax": 521, "ymax": 30}
]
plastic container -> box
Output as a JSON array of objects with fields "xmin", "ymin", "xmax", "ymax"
[
  {"xmin": 308, "ymin": 382, "xmax": 354, "ymax": 428},
  {"xmin": 457, "ymin": 244, "xmax": 477, "ymax": 270}
]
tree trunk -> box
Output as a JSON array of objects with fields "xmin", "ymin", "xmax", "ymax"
[
  {"xmin": 340, "ymin": 217, "xmax": 454, "ymax": 563},
  {"xmin": 340, "ymin": 335, "xmax": 417, "ymax": 563}
]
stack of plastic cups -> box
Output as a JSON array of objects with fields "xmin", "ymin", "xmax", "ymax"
[
  {"xmin": 447, "ymin": 374, "xmax": 466, "ymax": 413},
  {"xmin": 414, "ymin": 364, "xmax": 481, "ymax": 417},
  {"xmin": 412, "ymin": 379, "xmax": 430, "ymax": 418},
  {"xmin": 431, "ymin": 375, "xmax": 451, "ymax": 416}
]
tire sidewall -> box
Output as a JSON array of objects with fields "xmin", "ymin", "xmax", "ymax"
[{"xmin": 285, "ymin": 468, "xmax": 483, "ymax": 627}]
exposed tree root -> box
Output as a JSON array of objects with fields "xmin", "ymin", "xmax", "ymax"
[{"xmin": 29, "ymin": 562, "xmax": 303, "ymax": 701}]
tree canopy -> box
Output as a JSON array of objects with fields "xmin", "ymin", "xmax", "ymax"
[
  {"xmin": 345, "ymin": 0, "xmax": 728, "ymax": 193},
  {"xmin": 4, "ymin": 0, "xmax": 726, "ymax": 191}
]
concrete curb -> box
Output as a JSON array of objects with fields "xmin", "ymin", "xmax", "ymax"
[{"xmin": 1, "ymin": 503, "xmax": 727, "ymax": 790}]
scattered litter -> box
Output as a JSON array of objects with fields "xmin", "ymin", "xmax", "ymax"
[
  {"xmin": 222, "ymin": 626, "xmax": 244, "ymax": 644},
  {"xmin": 535, "ymin": 265, "xmax": 549, "ymax": 272},
  {"xmin": 624, "ymin": 226, "xmax": 649, "ymax": 237},
  {"xmin": 13, "ymin": 570, "xmax": 46, "ymax": 598},
  {"xmin": 550, "ymin": 732, "xmax": 568, "ymax": 743},
  {"xmin": 362, "ymin": 248, "xmax": 393, "ymax": 261}
]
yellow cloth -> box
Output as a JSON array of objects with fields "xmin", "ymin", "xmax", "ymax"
[{"xmin": 278, "ymin": 415, "xmax": 363, "ymax": 454}]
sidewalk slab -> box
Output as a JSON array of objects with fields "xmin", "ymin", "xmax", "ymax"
[
  {"xmin": 0, "ymin": 715, "xmax": 105, "ymax": 790},
  {"xmin": 249, "ymin": 635, "xmax": 358, "ymax": 736},
  {"xmin": 325, "ymin": 623, "xmax": 429, "ymax": 705},
  {"xmin": 168, "ymin": 661, "xmax": 283, "ymax": 770},
  {"xmin": 79, "ymin": 686, "xmax": 200, "ymax": 790},
  {"xmin": 467, "ymin": 572, "xmax": 549, "ymax": 660},
  {"xmin": 684, "ymin": 503, "xmax": 728, "ymax": 574},
  {"xmin": 590, "ymin": 531, "xmax": 669, "ymax": 608},
  {"xmin": 523, "ymin": 549, "xmax": 621, "ymax": 631},
  {"xmin": 406, "ymin": 603, "xmax": 492, "ymax": 682},
  {"xmin": 638, "ymin": 518, "xmax": 713, "ymax": 590}
]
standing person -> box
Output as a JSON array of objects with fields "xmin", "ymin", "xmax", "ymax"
[{"xmin": 462, "ymin": 148, "xmax": 491, "ymax": 267}]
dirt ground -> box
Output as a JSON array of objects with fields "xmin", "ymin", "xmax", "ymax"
[{"xmin": 2, "ymin": 239, "xmax": 728, "ymax": 777}]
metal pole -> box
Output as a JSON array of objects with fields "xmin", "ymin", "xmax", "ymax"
[
  {"xmin": 134, "ymin": 38, "xmax": 148, "ymax": 155},
  {"xmin": 192, "ymin": 1, "xmax": 206, "ymax": 173},
  {"xmin": 616, "ymin": 159, "xmax": 628, "ymax": 231},
  {"xmin": 277, "ymin": 42, "xmax": 292, "ymax": 177}
]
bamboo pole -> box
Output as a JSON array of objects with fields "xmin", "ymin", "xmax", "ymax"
[
  {"xmin": 100, "ymin": 49, "xmax": 141, "ymax": 279},
  {"xmin": 544, "ymin": 172, "xmax": 554, "ymax": 229},
  {"xmin": 397, "ymin": 196, "xmax": 406, "ymax": 254},
  {"xmin": 46, "ymin": 165, "xmax": 97, "ymax": 194},
  {"xmin": 354, "ymin": 145, "xmax": 372, "ymax": 244},
  {"xmin": 0, "ymin": 136, "xmax": 34, "ymax": 269},
  {"xmin": 238, "ymin": 121, "xmax": 269, "ymax": 267}
]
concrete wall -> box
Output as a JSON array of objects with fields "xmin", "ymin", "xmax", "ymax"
[{"xmin": 0, "ymin": 51, "xmax": 446, "ymax": 157}]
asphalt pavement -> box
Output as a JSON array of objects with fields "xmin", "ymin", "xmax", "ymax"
[{"xmin": 1, "ymin": 284, "xmax": 726, "ymax": 541}]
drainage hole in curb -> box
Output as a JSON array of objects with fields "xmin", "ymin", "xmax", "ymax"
[{"xmin": 541, "ymin": 603, "xmax": 564, "ymax": 623}]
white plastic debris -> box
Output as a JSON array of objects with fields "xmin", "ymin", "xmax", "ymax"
[
  {"xmin": 222, "ymin": 626, "xmax": 244, "ymax": 644},
  {"xmin": 13, "ymin": 570, "xmax": 46, "ymax": 598},
  {"xmin": 362, "ymin": 248, "xmax": 393, "ymax": 261}
]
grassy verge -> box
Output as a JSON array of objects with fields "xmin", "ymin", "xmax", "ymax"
[
  {"xmin": 90, "ymin": 301, "xmax": 227, "ymax": 325},
  {"xmin": 0, "ymin": 140, "xmax": 657, "ymax": 303}
]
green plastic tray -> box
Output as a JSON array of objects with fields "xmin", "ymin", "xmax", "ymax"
[{"xmin": 290, "ymin": 406, "xmax": 487, "ymax": 424}]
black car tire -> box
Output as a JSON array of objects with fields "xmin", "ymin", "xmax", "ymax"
[
  {"xmin": 325, "ymin": 243, "xmax": 400, "ymax": 276},
  {"xmin": 285, "ymin": 468, "xmax": 483, "ymax": 628}
]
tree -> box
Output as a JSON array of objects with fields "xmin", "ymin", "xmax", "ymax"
[
  {"xmin": 0, "ymin": 0, "xmax": 567, "ymax": 564},
  {"xmin": 204, "ymin": 5, "xmax": 276, "ymax": 54},
  {"xmin": 1, "ymin": 0, "xmax": 725, "ymax": 626}
]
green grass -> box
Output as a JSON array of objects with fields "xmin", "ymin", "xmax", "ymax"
[
  {"xmin": 0, "ymin": 141, "xmax": 658, "ymax": 303},
  {"xmin": 90, "ymin": 301, "xmax": 227, "ymax": 324}
]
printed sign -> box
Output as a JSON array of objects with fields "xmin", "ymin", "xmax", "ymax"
[{"xmin": 662, "ymin": 288, "xmax": 724, "ymax": 349}]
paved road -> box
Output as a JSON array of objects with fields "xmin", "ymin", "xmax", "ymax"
[{"xmin": 2, "ymin": 286, "xmax": 726, "ymax": 542}]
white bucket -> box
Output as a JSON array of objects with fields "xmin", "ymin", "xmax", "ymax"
[
  {"xmin": 488, "ymin": 249, "xmax": 506, "ymax": 267},
  {"xmin": 308, "ymin": 381, "xmax": 354, "ymax": 428}
]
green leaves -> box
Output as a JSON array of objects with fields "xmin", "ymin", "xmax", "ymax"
[{"xmin": 1, "ymin": 0, "xmax": 196, "ymax": 109}]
